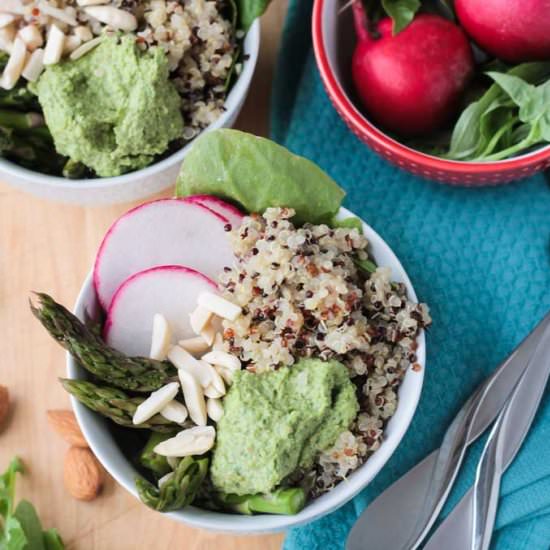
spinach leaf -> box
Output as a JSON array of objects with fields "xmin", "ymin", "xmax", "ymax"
[
  {"xmin": 3, "ymin": 516, "xmax": 27, "ymax": 550},
  {"xmin": 381, "ymin": 0, "xmax": 421, "ymax": 34},
  {"xmin": 447, "ymin": 62, "xmax": 550, "ymax": 160},
  {"xmin": 331, "ymin": 216, "xmax": 364, "ymax": 233},
  {"xmin": 176, "ymin": 129, "xmax": 345, "ymax": 225},
  {"xmin": 13, "ymin": 501, "xmax": 45, "ymax": 550},
  {"xmin": 235, "ymin": 0, "xmax": 272, "ymax": 32}
]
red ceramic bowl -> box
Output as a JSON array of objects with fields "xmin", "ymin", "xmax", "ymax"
[{"xmin": 312, "ymin": 0, "xmax": 550, "ymax": 186}]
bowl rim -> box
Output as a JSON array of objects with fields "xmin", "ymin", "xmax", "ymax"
[
  {"xmin": 311, "ymin": 0, "xmax": 550, "ymax": 175},
  {"xmin": 67, "ymin": 205, "xmax": 426, "ymax": 533},
  {"xmin": 0, "ymin": 19, "xmax": 260, "ymax": 188}
]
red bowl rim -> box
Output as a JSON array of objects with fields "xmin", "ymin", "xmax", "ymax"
[{"xmin": 311, "ymin": 0, "xmax": 550, "ymax": 176}]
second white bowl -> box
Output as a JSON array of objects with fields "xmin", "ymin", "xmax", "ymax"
[{"xmin": 66, "ymin": 206, "xmax": 426, "ymax": 533}]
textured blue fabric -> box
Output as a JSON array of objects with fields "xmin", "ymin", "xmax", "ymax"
[{"xmin": 271, "ymin": 3, "xmax": 550, "ymax": 549}]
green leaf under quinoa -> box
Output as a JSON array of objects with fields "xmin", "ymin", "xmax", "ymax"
[
  {"xmin": 235, "ymin": 0, "xmax": 273, "ymax": 32},
  {"xmin": 176, "ymin": 129, "xmax": 345, "ymax": 225},
  {"xmin": 354, "ymin": 257, "xmax": 377, "ymax": 274},
  {"xmin": 331, "ymin": 216, "xmax": 364, "ymax": 233}
]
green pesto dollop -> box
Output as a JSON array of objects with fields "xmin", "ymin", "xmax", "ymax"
[
  {"xmin": 34, "ymin": 36, "xmax": 183, "ymax": 177},
  {"xmin": 210, "ymin": 358, "xmax": 359, "ymax": 496}
]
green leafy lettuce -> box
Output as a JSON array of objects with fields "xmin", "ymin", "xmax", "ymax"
[
  {"xmin": 235, "ymin": 0, "xmax": 272, "ymax": 32},
  {"xmin": 176, "ymin": 129, "xmax": 345, "ymax": 225},
  {"xmin": 0, "ymin": 458, "xmax": 65, "ymax": 550}
]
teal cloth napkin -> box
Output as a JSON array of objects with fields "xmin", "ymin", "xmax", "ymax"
[{"xmin": 270, "ymin": 2, "xmax": 550, "ymax": 549}]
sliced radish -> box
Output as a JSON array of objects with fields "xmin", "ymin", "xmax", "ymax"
[
  {"xmin": 183, "ymin": 195, "xmax": 244, "ymax": 230},
  {"xmin": 93, "ymin": 198, "xmax": 234, "ymax": 310},
  {"xmin": 104, "ymin": 265, "xmax": 217, "ymax": 357}
]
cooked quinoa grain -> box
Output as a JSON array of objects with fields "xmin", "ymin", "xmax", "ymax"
[{"xmin": 219, "ymin": 208, "xmax": 431, "ymax": 496}]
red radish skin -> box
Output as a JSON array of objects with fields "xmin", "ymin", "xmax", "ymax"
[
  {"xmin": 104, "ymin": 265, "xmax": 217, "ymax": 357},
  {"xmin": 183, "ymin": 195, "xmax": 244, "ymax": 229},
  {"xmin": 93, "ymin": 198, "xmax": 233, "ymax": 311},
  {"xmin": 456, "ymin": 0, "xmax": 550, "ymax": 63},
  {"xmin": 351, "ymin": 7, "xmax": 474, "ymax": 136}
]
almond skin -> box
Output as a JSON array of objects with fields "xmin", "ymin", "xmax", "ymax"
[
  {"xmin": 64, "ymin": 446, "xmax": 103, "ymax": 501},
  {"xmin": 0, "ymin": 385, "xmax": 9, "ymax": 427},
  {"xmin": 47, "ymin": 410, "xmax": 88, "ymax": 447}
]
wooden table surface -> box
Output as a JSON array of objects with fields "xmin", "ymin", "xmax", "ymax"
[{"xmin": 0, "ymin": 3, "xmax": 288, "ymax": 548}]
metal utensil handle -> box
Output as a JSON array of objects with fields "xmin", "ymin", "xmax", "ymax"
[{"xmin": 471, "ymin": 319, "xmax": 550, "ymax": 550}]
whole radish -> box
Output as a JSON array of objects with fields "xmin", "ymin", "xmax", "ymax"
[
  {"xmin": 351, "ymin": 4, "xmax": 474, "ymax": 136},
  {"xmin": 455, "ymin": 0, "xmax": 550, "ymax": 62}
]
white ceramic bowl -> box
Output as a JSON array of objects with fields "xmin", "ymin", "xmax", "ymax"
[
  {"xmin": 0, "ymin": 22, "xmax": 260, "ymax": 205},
  {"xmin": 66, "ymin": 207, "xmax": 426, "ymax": 533}
]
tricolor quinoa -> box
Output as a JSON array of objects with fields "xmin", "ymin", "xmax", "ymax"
[{"xmin": 219, "ymin": 207, "xmax": 431, "ymax": 496}]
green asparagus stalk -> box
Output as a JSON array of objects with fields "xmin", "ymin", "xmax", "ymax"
[
  {"xmin": 135, "ymin": 456, "xmax": 209, "ymax": 512},
  {"xmin": 139, "ymin": 432, "xmax": 176, "ymax": 477},
  {"xmin": 213, "ymin": 487, "xmax": 307, "ymax": 515},
  {"xmin": 60, "ymin": 379, "xmax": 177, "ymax": 433},
  {"xmin": 62, "ymin": 159, "xmax": 87, "ymax": 179},
  {"xmin": 0, "ymin": 109, "xmax": 44, "ymax": 130},
  {"xmin": 31, "ymin": 293, "xmax": 176, "ymax": 392}
]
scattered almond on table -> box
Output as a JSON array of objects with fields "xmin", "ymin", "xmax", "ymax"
[
  {"xmin": 0, "ymin": 384, "xmax": 10, "ymax": 428},
  {"xmin": 47, "ymin": 408, "xmax": 106, "ymax": 501},
  {"xmin": 47, "ymin": 409, "xmax": 88, "ymax": 447},
  {"xmin": 63, "ymin": 446, "xmax": 104, "ymax": 501}
]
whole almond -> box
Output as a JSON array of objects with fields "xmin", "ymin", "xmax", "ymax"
[
  {"xmin": 47, "ymin": 410, "xmax": 88, "ymax": 447},
  {"xmin": 63, "ymin": 446, "xmax": 103, "ymax": 501},
  {"xmin": 0, "ymin": 385, "xmax": 9, "ymax": 427}
]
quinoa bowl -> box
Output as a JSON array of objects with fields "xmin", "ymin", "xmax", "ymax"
[
  {"xmin": 63, "ymin": 206, "xmax": 427, "ymax": 533},
  {"xmin": 0, "ymin": 1, "xmax": 260, "ymax": 205}
]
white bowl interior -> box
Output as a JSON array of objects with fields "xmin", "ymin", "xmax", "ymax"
[
  {"xmin": 67, "ymin": 206, "xmax": 426, "ymax": 534},
  {"xmin": 320, "ymin": 0, "xmax": 550, "ymax": 164},
  {"xmin": 0, "ymin": 20, "xmax": 260, "ymax": 205}
]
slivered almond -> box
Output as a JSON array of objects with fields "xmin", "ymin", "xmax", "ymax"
[
  {"xmin": 154, "ymin": 426, "xmax": 215, "ymax": 457},
  {"xmin": 132, "ymin": 382, "xmax": 179, "ymax": 425},
  {"xmin": 22, "ymin": 48, "xmax": 44, "ymax": 81},
  {"xmin": 160, "ymin": 400, "xmax": 188, "ymax": 424},
  {"xmin": 0, "ymin": 25, "xmax": 15, "ymax": 54},
  {"xmin": 168, "ymin": 345, "xmax": 211, "ymax": 388},
  {"xmin": 149, "ymin": 313, "xmax": 172, "ymax": 360},
  {"xmin": 18, "ymin": 25, "xmax": 43, "ymax": 51},
  {"xmin": 178, "ymin": 369, "xmax": 207, "ymax": 426},
  {"xmin": 47, "ymin": 409, "xmax": 87, "ymax": 447},
  {"xmin": 189, "ymin": 305, "xmax": 213, "ymax": 335},
  {"xmin": 84, "ymin": 6, "xmax": 138, "ymax": 31},
  {"xmin": 43, "ymin": 25, "xmax": 64, "ymax": 65},
  {"xmin": 0, "ymin": 15, "xmax": 16, "ymax": 29},
  {"xmin": 215, "ymin": 365, "xmax": 235, "ymax": 385},
  {"xmin": 178, "ymin": 336, "xmax": 210, "ymax": 356},
  {"xmin": 212, "ymin": 332, "xmax": 224, "ymax": 351},
  {"xmin": 1, "ymin": 37, "xmax": 26, "ymax": 90},
  {"xmin": 166, "ymin": 456, "xmax": 178, "ymax": 469},
  {"xmin": 1, "ymin": 1, "xmax": 26, "ymax": 15},
  {"xmin": 73, "ymin": 25, "xmax": 93, "ymax": 43},
  {"xmin": 69, "ymin": 35, "xmax": 102, "ymax": 60},
  {"xmin": 198, "ymin": 292, "xmax": 241, "ymax": 321},
  {"xmin": 200, "ymin": 361, "xmax": 226, "ymax": 395},
  {"xmin": 77, "ymin": 0, "xmax": 109, "ymax": 5},
  {"xmin": 202, "ymin": 350, "xmax": 241, "ymax": 372},
  {"xmin": 200, "ymin": 322, "xmax": 216, "ymax": 346},
  {"xmin": 206, "ymin": 398, "xmax": 224, "ymax": 422},
  {"xmin": 38, "ymin": 2, "xmax": 78, "ymax": 26},
  {"xmin": 203, "ymin": 383, "xmax": 224, "ymax": 399}
]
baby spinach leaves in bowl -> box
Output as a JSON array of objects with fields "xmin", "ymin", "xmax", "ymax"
[{"xmin": 446, "ymin": 62, "xmax": 550, "ymax": 161}]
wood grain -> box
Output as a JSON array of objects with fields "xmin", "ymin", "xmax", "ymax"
[{"xmin": 0, "ymin": 2, "xmax": 288, "ymax": 548}]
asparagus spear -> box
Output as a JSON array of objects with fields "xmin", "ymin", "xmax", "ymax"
[
  {"xmin": 214, "ymin": 487, "xmax": 307, "ymax": 515},
  {"xmin": 62, "ymin": 159, "xmax": 87, "ymax": 179},
  {"xmin": 31, "ymin": 293, "xmax": 176, "ymax": 392},
  {"xmin": 135, "ymin": 456, "xmax": 209, "ymax": 512},
  {"xmin": 139, "ymin": 432, "xmax": 175, "ymax": 477},
  {"xmin": 60, "ymin": 379, "xmax": 177, "ymax": 433},
  {"xmin": 0, "ymin": 109, "xmax": 44, "ymax": 130}
]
